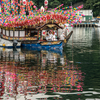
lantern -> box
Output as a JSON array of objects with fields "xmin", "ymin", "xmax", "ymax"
[{"xmin": 44, "ymin": 0, "xmax": 48, "ymax": 6}]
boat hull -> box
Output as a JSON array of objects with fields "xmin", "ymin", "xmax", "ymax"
[
  {"xmin": 21, "ymin": 41, "xmax": 63, "ymax": 50},
  {"xmin": 0, "ymin": 45, "xmax": 21, "ymax": 48},
  {"xmin": 0, "ymin": 38, "xmax": 21, "ymax": 48}
]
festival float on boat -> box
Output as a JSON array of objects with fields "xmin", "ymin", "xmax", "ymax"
[{"xmin": 0, "ymin": 0, "xmax": 84, "ymax": 49}]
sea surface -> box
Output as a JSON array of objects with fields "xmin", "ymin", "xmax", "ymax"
[{"xmin": 0, "ymin": 27, "xmax": 100, "ymax": 100}]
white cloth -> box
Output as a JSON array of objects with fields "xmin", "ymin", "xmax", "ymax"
[
  {"xmin": 49, "ymin": 34, "xmax": 53, "ymax": 39},
  {"xmin": 46, "ymin": 36, "xmax": 50, "ymax": 41},
  {"xmin": 52, "ymin": 35, "xmax": 57, "ymax": 41},
  {"xmin": 60, "ymin": 33, "xmax": 65, "ymax": 40}
]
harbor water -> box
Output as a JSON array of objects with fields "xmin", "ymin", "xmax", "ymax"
[{"xmin": 0, "ymin": 27, "xmax": 100, "ymax": 100}]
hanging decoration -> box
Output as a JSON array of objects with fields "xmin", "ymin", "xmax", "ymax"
[{"xmin": 0, "ymin": 0, "xmax": 84, "ymax": 29}]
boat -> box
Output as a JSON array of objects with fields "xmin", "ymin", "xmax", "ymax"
[
  {"xmin": 21, "ymin": 45, "xmax": 63, "ymax": 55},
  {"xmin": 0, "ymin": 28, "xmax": 21, "ymax": 48},
  {"xmin": 95, "ymin": 20, "xmax": 100, "ymax": 27},
  {"xmin": 0, "ymin": 37, "xmax": 21, "ymax": 48},
  {"xmin": 20, "ymin": 21, "xmax": 73, "ymax": 49},
  {"xmin": 0, "ymin": 21, "xmax": 73, "ymax": 49},
  {"xmin": 0, "ymin": 1, "xmax": 84, "ymax": 48}
]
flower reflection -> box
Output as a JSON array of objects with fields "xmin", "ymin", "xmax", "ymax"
[{"xmin": 0, "ymin": 48, "xmax": 84, "ymax": 99}]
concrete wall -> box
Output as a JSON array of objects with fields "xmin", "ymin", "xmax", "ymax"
[
  {"xmin": 78, "ymin": 10, "xmax": 92, "ymax": 16},
  {"xmin": 77, "ymin": 10, "xmax": 93, "ymax": 21}
]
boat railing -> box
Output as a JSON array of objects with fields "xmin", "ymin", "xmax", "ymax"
[{"xmin": 0, "ymin": 29, "xmax": 38, "ymax": 41}]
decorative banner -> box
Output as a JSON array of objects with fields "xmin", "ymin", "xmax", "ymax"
[
  {"xmin": 42, "ymin": 30, "xmax": 46, "ymax": 36},
  {"xmin": 0, "ymin": 0, "xmax": 1, "ymax": 12},
  {"xmin": 0, "ymin": 0, "xmax": 84, "ymax": 29}
]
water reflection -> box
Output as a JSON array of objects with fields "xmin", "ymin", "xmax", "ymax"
[
  {"xmin": 66, "ymin": 27, "xmax": 100, "ymax": 99},
  {"xmin": 68, "ymin": 27, "xmax": 94, "ymax": 47},
  {"xmin": 1, "ymin": 27, "xmax": 100, "ymax": 99},
  {"xmin": 95, "ymin": 27, "xmax": 100, "ymax": 42},
  {"xmin": 0, "ymin": 47, "xmax": 84, "ymax": 100}
]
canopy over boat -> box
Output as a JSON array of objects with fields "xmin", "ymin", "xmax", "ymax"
[{"xmin": 37, "ymin": 21, "xmax": 64, "ymax": 30}]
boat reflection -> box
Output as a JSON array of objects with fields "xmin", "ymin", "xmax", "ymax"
[
  {"xmin": 0, "ymin": 47, "xmax": 84, "ymax": 99},
  {"xmin": 21, "ymin": 46, "xmax": 63, "ymax": 55}
]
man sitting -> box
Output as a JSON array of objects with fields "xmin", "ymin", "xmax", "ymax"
[
  {"xmin": 46, "ymin": 30, "xmax": 57, "ymax": 41},
  {"xmin": 49, "ymin": 30, "xmax": 53, "ymax": 40},
  {"xmin": 46, "ymin": 33, "xmax": 52, "ymax": 41},
  {"xmin": 52, "ymin": 32, "xmax": 57, "ymax": 41},
  {"xmin": 60, "ymin": 32, "xmax": 66, "ymax": 40}
]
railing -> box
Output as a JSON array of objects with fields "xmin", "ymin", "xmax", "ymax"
[
  {"xmin": 74, "ymin": 21, "xmax": 99, "ymax": 27},
  {"xmin": 0, "ymin": 29, "xmax": 38, "ymax": 41}
]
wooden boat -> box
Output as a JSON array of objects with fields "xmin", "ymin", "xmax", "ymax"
[
  {"xmin": 0, "ymin": 38, "xmax": 21, "ymax": 48},
  {"xmin": 0, "ymin": 21, "xmax": 73, "ymax": 49},
  {"xmin": 95, "ymin": 20, "xmax": 100, "ymax": 27},
  {"xmin": 20, "ymin": 22, "xmax": 73, "ymax": 49},
  {"xmin": 0, "ymin": 28, "xmax": 21, "ymax": 48},
  {"xmin": 0, "ymin": 1, "xmax": 84, "ymax": 49}
]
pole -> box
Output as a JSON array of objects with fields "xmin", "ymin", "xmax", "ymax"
[
  {"xmin": 70, "ymin": 2, "xmax": 72, "ymax": 9},
  {"xmin": 38, "ymin": 0, "xmax": 39, "ymax": 9}
]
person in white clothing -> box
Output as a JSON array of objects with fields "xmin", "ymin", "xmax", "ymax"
[
  {"xmin": 54, "ymin": 32, "xmax": 57, "ymax": 38},
  {"xmin": 52, "ymin": 32, "xmax": 57, "ymax": 41},
  {"xmin": 46, "ymin": 33, "xmax": 51, "ymax": 41},
  {"xmin": 49, "ymin": 30, "xmax": 53, "ymax": 40},
  {"xmin": 60, "ymin": 32, "xmax": 66, "ymax": 40}
]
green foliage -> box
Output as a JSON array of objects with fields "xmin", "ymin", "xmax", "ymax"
[
  {"xmin": 49, "ymin": 0, "xmax": 61, "ymax": 8},
  {"xmin": 31, "ymin": 0, "xmax": 100, "ymax": 17},
  {"xmin": 83, "ymin": 0, "xmax": 100, "ymax": 16}
]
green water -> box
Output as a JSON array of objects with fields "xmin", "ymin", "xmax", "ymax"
[{"xmin": 0, "ymin": 27, "xmax": 100, "ymax": 100}]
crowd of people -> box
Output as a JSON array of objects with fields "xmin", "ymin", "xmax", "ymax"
[{"xmin": 44, "ymin": 30, "xmax": 66, "ymax": 41}]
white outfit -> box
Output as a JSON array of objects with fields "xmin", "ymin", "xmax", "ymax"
[
  {"xmin": 60, "ymin": 33, "xmax": 65, "ymax": 40},
  {"xmin": 52, "ymin": 35, "xmax": 57, "ymax": 41},
  {"xmin": 49, "ymin": 34, "xmax": 53, "ymax": 40},
  {"xmin": 46, "ymin": 36, "xmax": 51, "ymax": 41}
]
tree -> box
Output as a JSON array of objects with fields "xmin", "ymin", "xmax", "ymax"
[
  {"xmin": 49, "ymin": 0, "xmax": 61, "ymax": 8},
  {"xmin": 30, "ymin": 0, "xmax": 100, "ymax": 17}
]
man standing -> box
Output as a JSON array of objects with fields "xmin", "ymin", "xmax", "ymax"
[
  {"xmin": 52, "ymin": 32, "xmax": 57, "ymax": 41},
  {"xmin": 49, "ymin": 30, "xmax": 53, "ymax": 40},
  {"xmin": 46, "ymin": 33, "xmax": 51, "ymax": 41},
  {"xmin": 60, "ymin": 32, "xmax": 66, "ymax": 40}
]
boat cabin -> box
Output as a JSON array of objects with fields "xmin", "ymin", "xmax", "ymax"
[
  {"xmin": 0, "ymin": 22, "xmax": 63, "ymax": 42},
  {"xmin": 36, "ymin": 22, "xmax": 64, "ymax": 41}
]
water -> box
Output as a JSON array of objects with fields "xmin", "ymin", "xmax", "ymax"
[{"xmin": 0, "ymin": 27, "xmax": 100, "ymax": 100}]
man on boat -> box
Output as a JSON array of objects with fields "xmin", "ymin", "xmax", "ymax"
[
  {"xmin": 52, "ymin": 32, "xmax": 57, "ymax": 41},
  {"xmin": 46, "ymin": 33, "xmax": 51, "ymax": 41},
  {"xmin": 60, "ymin": 32, "xmax": 66, "ymax": 40},
  {"xmin": 48, "ymin": 30, "xmax": 53, "ymax": 40},
  {"xmin": 46, "ymin": 30, "xmax": 57, "ymax": 41}
]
